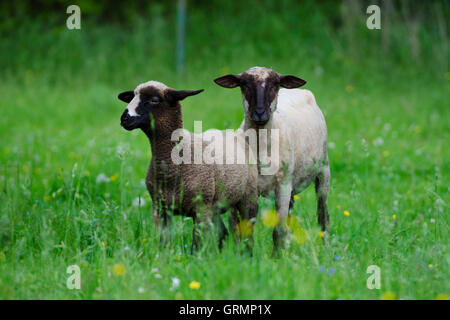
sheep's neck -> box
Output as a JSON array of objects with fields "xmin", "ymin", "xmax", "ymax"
[
  {"xmin": 244, "ymin": 115, "xmax": 275, "ymax": 175},
  {"xmin": 143, "ymin": 107, "xmax": 184, "ymax": 164}
]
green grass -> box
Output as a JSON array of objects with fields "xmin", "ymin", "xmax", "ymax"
[{"xmin": 0, "ymin": 2, "xmax": 449, "ymax": 299}]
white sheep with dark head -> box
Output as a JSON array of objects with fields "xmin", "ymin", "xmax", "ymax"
[{"xmin": 214, "ymin": 67, "xmax": 330, "ymax": 253}]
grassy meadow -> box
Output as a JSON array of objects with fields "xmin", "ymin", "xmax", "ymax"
[{"xmin": 0, "ymin": 1, "xmax": 448, "ymax": 299}]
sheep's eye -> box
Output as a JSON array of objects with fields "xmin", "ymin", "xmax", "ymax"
[{"xmin": 150, "ymin": 96, "xmax": 161, "ymax": 104}]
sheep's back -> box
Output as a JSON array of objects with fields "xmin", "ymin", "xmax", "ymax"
[
  {"xmin": 201, "ymin": 130, "xmax": 257, "ymax": 205},
  {"xmin": 147, "ymin": 130, "xmax": 257, "ymax": 212}
]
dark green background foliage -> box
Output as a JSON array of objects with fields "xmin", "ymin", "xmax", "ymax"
[{"xmin": 0, "ymin": 0, "xmax": 448, "ymax": 299}]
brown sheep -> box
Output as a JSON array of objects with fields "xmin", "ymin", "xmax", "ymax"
[{"xmin": 118, "ymin": 81, "xmax": 258, "ymax": 252}]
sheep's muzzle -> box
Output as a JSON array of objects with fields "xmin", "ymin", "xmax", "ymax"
[
  {"xmin": 251, "ymin": 108, "xmax": 270, "ymax": 126},
  {"xmin": 121, "ymin": 109, "xmax": 138, "ymax": 130}
]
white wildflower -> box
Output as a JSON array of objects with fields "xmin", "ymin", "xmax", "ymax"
[
  {"xmin": 373, "ymin": 137, "xmax": 384, "ymax": 146},
  {"xmin": 96, "ymin": 173, "xmax": 110, "ymax": 184},
  {"xmin": 116, "ymin": 143, "xmax": 129, "ymax": 158},
  {"xmin": 170, "ymin": 277, "xmax": 180, "ymax": 291},
  {"xmin": 132, "ymin": 196, "xmax": 146, "ymax": 207}
]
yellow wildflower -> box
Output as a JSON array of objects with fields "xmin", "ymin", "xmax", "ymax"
[
  {"xmin": 287, "ymin": 215, "xmax": 301, "ymax": 232},
  {"xmin": 293, "ymin": 194, "xmax": 300, "ymax": 201},
  {"xmin": 292, "ymin": 227, "xmax": 308, "ymax": 245},
  {"xmin": 434, "ymin": 293, "xmax": 449, "ymax": 300},
  {"xmin": 428, "ymin": 264, "xmax": 433, "ymax": 269},
  {"xmin": 318, "ymin": 231, "xmax": 325, "ymax": 238},
  {"xmin": 175, "ymin": 292, "xmax": 184, "ymax": 300},
  {"xmin": 380, "ymin": 292, "xmax": 397, "ymax": 300},
  {"xmin": 112, "ymin": 263, "xmax": 126, "ymax": 276},
  {"xmin": 102, "ymin": 241, "xmax": 107, "ymax": 247},
  {"xmin": 189, "ymin": 281, "xmax": 201, "ymax": 290},
  {"xmin": 237, "ymin": 219, "xmax": 253, "ymax": 237},
  {"xmin": 261, "ymin": 210, "xmax": 280, "ymax": 227},
  {"xmin": 110, "ymin": 173, "xmax": 119, "ymax": 182},
  {"xmin": 344, "ymin": 210, "xmax": 350, "ymax": 216},
  {"xmin": 392, "ymin": 214, "xmax": 397, "ymax": 220}
]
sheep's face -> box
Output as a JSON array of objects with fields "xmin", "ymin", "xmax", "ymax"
[
  {"xmin": 214, "ymin": 67, "xmax": 306, "ymax": 126},
  {"xmin": 118, "ymin": 81, "xmax": 203, "ymax": 131}
]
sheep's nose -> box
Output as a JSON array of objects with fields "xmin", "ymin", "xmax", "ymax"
[
  {"xmin": 121, "ymin": 110, "xmax": 130, "ymax": 123},
  {"xmin": 252, "ymin": 108, "xmax": 269, "ymax": 125},
  {"xmin": 255, "ymin": 108, "xmax": 265, "ymax": 116},
  {"xmin": 254, "ymin": 108, "xmax": 268, "ymax": 119}
]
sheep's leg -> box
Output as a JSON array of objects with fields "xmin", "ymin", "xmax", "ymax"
[
  {"xmin": 228, "ymin": 207, "xmax": 239, "ymax": 243},
  {"xmin": 191, "ymin": 214, "xmax": 199, "ymax": 254},
  {"xmin": 152, "ymin": 204, "xmax": 171, "ymax": 246},
  {"xmin": 214, "ymin": 213, "xmax": 228, "ymax": 249},
  {"xmin": 272, "ymin": 182, "xmax": 293, "ymax": 255},
  {"xmin": 315, "ymin": 164, "xmax": 330, "ymax": 232},
  {"xmin": 151, "ymin": 202, "xmax": 162, "ymax": 229},
  {"xmin": 152, "ymin": 210, "xmax": 160, "ymax": 228},
  {"xmin": 192, "ymin": 209, "xmax": 230, "ymax": 252},
  {"xmin": 236, "ymin": 196, "xmax": 258, "ymax": 256},
  {"xmin": 191, "ymin": 205, "xmax": 214, "ymax": 252},
  {"xmin": 159, "ymin": 210, "xmax": 171, "ymax": 246},
  {"xmin": 289, "ymin": 195, "xmax": 295, "ymax": 211}
]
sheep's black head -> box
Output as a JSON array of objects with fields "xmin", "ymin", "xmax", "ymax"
[
  {"xmin": 214, "ymin": 67, "xmax": 306, "ymax": 126},
  {"xmin": 118, "ymin": 81, "xmax": 203, "ymax": 131}
]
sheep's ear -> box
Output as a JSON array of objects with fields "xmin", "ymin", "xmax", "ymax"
[
  {"xmin": 166, "ymin": 89, "xmax": 204, "ymax": 102},
  {"xmin": 214, "ymin": 74, "xmax": 241, "ymax": 88},
  {"xmin": 279, "ymin": 75, "xmax": 306, "ymax": 89},
  {"xmin": 118, "ymin": 91, "xmax": 134, "ymax": 103}
]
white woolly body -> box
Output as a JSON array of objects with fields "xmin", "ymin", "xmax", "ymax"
[{"xmin": 241, "ymin": 88, "xmax": 328, "ymax": 196}]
